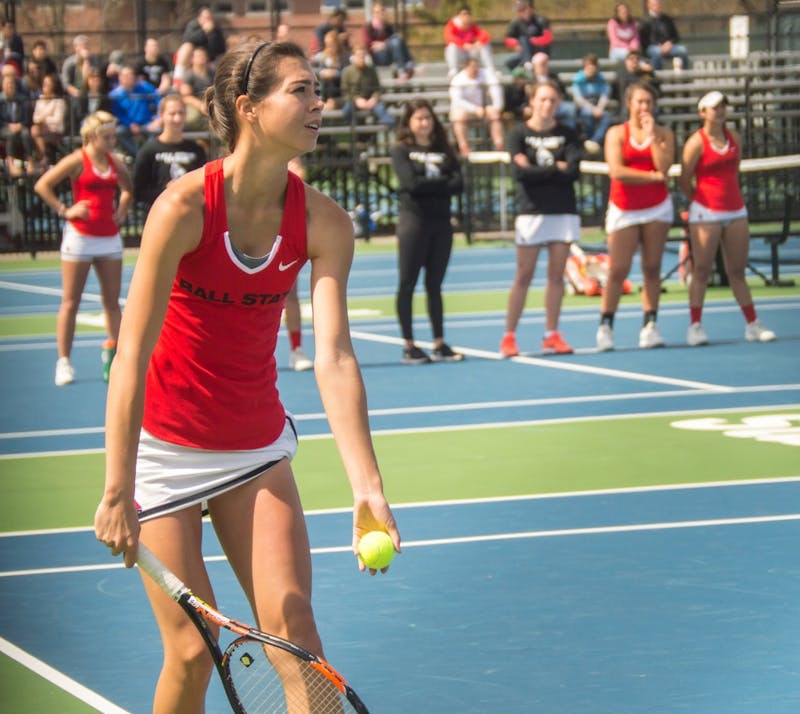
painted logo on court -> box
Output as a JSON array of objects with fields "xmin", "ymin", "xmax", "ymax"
[{"xmin": 671, "ymin": 414, "xmax": 800, "ymax": 447}]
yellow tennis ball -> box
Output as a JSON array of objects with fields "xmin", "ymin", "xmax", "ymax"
[{"xmin": 358, "ymin": 531, "xmax": 395, "ymax": 569}]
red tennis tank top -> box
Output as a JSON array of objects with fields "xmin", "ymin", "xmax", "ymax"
[
  {"xmin": 143, "ymin": 159, "xmax": 308, "ymax": 450},
  {"xmin": 691, "ymin": 128, "xmax": 745, "ymax": 211},
  {"xmin": 69, "ymin": 149, "xmax": 120, "ymax": 236},
  {"xmin": 608, "ymin": 123, "xmax": 669, "ymax": 210}
]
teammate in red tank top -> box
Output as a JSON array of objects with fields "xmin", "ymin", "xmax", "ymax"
[
  {"xmin": 678, "ymin": 90, "xmax": 776, "ymax": 345},
  {"xmin": 34, "ymin": 110, "xmax": 133, "ymax": 386},
  {"xmin": 597, "ymin": 81, "xmax": 675, "ymax": 351},
  {"xmin": 94, "ymin": 42, "xmax": 400, "ymax": 712}
]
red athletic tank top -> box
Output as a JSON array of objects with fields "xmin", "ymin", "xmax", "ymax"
[
  {"xmin": 691, "ymin": 128, "xmax": 744, "ymax": 211},
  {"xmin": 608, "ymin": 122, "xmax": 669, "ymax": 210},
  {"xmin": 69, "ymin": 149, "xmax": 120, "ymax": 236},
  {"xmin": 143, "ymin": 159, "xmax": 308, "ymax": 450}
]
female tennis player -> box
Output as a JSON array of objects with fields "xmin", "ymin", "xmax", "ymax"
[
  {"xmin": 596, "ymin": 80, "xmax": 674, "ymax": 351},
  {"xmin": 93, "ymin": 41, "xmax": 400, "ymax": 712},
  {"xmin": 677, "ymin": 90, "xmax": 776, "ymax": 345}
]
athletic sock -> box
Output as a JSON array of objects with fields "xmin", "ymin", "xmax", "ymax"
[
  {"xmin": 289, "ymin": 330, "xmax": 302, "ymax": 350},
  {"xmin": 643, "ymin": 310, "xmax": 657, "ymax": 326},
  {"xmin": 600, "ymin": 313, "xmax": 614, "ymax": 327},
  {"xmin": 690, "ymin": 305, "xmax": 702, "ymax": 324},
  {"xmin": 741, "ymin": 304, "xmax": 757, "ymax": 324}
]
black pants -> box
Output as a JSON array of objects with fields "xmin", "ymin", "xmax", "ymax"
[{"xmin": 396, "ymin": 211, "xmax": 453, "ymax": 341}]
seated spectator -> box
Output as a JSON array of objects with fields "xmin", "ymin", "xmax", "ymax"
[
  {"xmin": 444, "ymin": 5, "xmax": 498, "ymax": 80},
  {"xmin": 503, "ymin": 66, "xmax": 531, "ymax": 121},
  {"xmin": 22, "ymin": 59, "xmax": 44, "ymax": 98},
  {"xmin": 31, "ymin": 73, "xmax": 67, "ymax": 168},
  {"xmin": 179, "ymin": 46, "xmax": 214, "ymax": 132},
  {"xmin": 449, "ymin": 56, "xmax": 505, "ymax": 155},
  {"xmin": 135, "ymin": 38, "xmax": 173, "ymax": 96},
  {"xmin": 340, "ymin": 46, "xmax": 395, "ymax": 127},
  {"xmin": 31, "ymin": 39, "xmax": 58, "ymax": 78},
  {"xmin": 174, "ymin": 5, "xmax": 226, "ymax": 84},
  {"xmin": 0, "ymin": 18, "xmax": 23, "ymax": 75},
  {"xmin": 607, "ymin": 2, "xmax": 643, "ymax": 63},
  {"xmin": 0, "ymin": 70, "xmax": 33, "ymax": 175},
  {"xmin": 71, "ymin": 65, "xmax": 113, "ymax": 134},
  {"xmin": 571, "ymin": 53, "xmax": 612, "ymax": 155},
  {"xmin": 503, "ymin": 0, "xmax": 553, "ymax": 71},
  {"xmin": 312, "ymin": 29, "xmax": 349, "ymax": 110},
  {"xmin": 103, "ymin": 50, "xmax": 125, "ymax": 92},
  {"xmin": 312, "ymin": 8, "xmax": 351, "ymax": 58},
  {"xmin": 109, "ymin": 65, "xmax": 160, "ymax": 156},
  {"xmin": 61, "ymin": 34, "xmax": 96, "ymax": 99},
  {"xmin": 363, "ymin": 2, "xmax": 415, "ymax": 80},
  {"xmin": 638, "ymin": 0, "xmax": 689, "ymax": 70},
  {"xmin": 531, "ymin": 51, "xmax": 575, "ymax": 128},
  {"xmin": 615, "ymin": 49, "xmax": 660, "ymax": 115}
]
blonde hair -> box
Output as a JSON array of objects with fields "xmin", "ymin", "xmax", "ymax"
[{"xmin": 80, "ymin": 110, "xmax": 117, "ymax": 146}]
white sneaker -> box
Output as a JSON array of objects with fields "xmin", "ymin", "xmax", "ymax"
[
  {"xmin": 289, "ymin": 347, "xmax": 313, "ymax": 371},
  {"xmin": 583, "ymin": 139, "xmax": 601, "ymax": 155},
  {"xmin": 744, "ymin": 320, "xmax": 777, "ymax": 343},
  {"xmin": 596, "ymin": 324, "xmax": 614, "ymax": 352},
  {"xmin": 55, "ymin": 357, "xmax": 75, "ymax": 386},
  {"xmin": 639, "ymin": 321, "xmax": 666, "ymax": 349},
  {"xmin": 686, "ymin": 322, "xmax": 708, "ymax": 347}
]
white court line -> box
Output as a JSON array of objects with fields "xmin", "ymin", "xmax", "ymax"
[{"xmin": 0, "ymin": 636, "xmax": 131, "ymax": 714}]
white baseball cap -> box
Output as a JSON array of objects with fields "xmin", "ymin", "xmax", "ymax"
[{"xmin": 698, "ymin": 90, "xmax": 727, "ymax": 110}]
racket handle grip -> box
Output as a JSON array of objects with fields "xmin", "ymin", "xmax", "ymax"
[{"xmin": 136, "ymin": 542, "xmax": 188, "ymax": 601}]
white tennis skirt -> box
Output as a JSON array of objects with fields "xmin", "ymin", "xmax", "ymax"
[
  {"xmin": 515, "ymin": 214, "xmax": 580, "ymax": 247},
  {"xmin": 60, "ymin": 222, "xmax": 123, "ymax": 262},
  {"xmin": 688, "ymin": 201, "xmax": 748, "ymax": 226},
  {"xmin": 605, "ymin": 195, "xmax": 674, "ymax": 234},
  {"xmin": 134, "ymin": 415, "xmax": 298, "ymax": 522}
]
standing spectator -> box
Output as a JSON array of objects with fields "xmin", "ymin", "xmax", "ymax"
[
  {"xmin": 500, "ymin": 80, "xmax": 582, "ymax": 357},
  {"xmin": 109, "ymin": 65, "xmax": 160, "ymax": 156},
  {"xmin": 312, "ymin": 8, "xmax": 351, "ymax": 58},
  {"xmin": 678, "ymin": 91, "xmax": 776, "ymax": 345},
  {"xmin": 607, "ymin": 2, "xmax": 642, "ymax": 63},
  {"xmin": 571, "ymin": 53, "xmax": 612, "ymax": 155},
  {"xmin": 443, "ymin": 5, "xmax": 498, "ymax": 79},
  {"xmin": 391, "ymin": 98, "xmax": 464, "ymax": 364},
  {"xmin": 0, "ymin": 18, "xmax": 23, "ymax": 74},
  {"xmin": 134, "ymin": 38, "xmax": 173, "ymax": 97},
  {"xmin": 179, "ymin": 46, "xmax": 214, "ymax": 132},
  {"xmin": 31, "ymin": 39, "xmax": 59, "ymax": 78},
  {"xmin": 312, "ymin": 29, "xmax": 349, "ymax": 110},
  {"xmin": 638, "ymin": 0, "xmax": 690, "ymax": 70},
  {"xmin": 132, "ymin": 94, "xmax": 206, "ymax": 209},
  {"xmin": 61, "ymin": 34, "xmax": 95, "ymax": 99},
  {"xmin": 340, "ymin": 47, "xmax": 395, "ymax": 127},
  {"xmin": 33, "ymin": 110, "xmax": 133, "ymax": 385},
  {"xmin": 449, "ymin": 56, "xmax": 505, "ymax": 155},
  {"xmin": 363, "ymin": 2, "xmax": 415, "ymax": 80},
  {"xmin": 174, "ymin": 5, "xmax": 227, "ymax": 84},
  {"xmin": 0, "ymin": 70, "xmax": 33, "ymax": 175},
  {"xmin": 531, "ymin": 51, "xmax": 575, "ymax": 128},
  {"xmin": 596, "ymin": 81, "xmax": 674, "ymax": 351},
  {"xmin": 31, "ymin": 73, "xmax": 67, "ymax": 169},
  {"xmin": 71, "ymin": 65, "xmax": 113, "ymax": 133},
  {"xmin": 503, "ymin": 0, "xmax": 553, "ymax": 71}
]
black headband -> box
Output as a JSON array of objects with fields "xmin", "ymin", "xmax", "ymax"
[{"xmin": 240, "ymin": 41, "xmax": 270, "ymax": 96}]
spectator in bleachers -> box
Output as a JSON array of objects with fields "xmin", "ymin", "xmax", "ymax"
[
  {"xmin": 61, "ymin": 34, "xmax": 95, "ymax": 99},
  {"xmin": 174, "ymin": 5, "xmax": 227, "ymax": 85},
  {"xmin": 340, "ymin": 46, "xmax": 395, "ymax": 127},
  {"xmin": 109, "ymin": 65, "xmax": 160, "ymax": 156},
  {"xmin": 391, "ymin": 98, "xmax": 464, "ymax": 364},
  {"xmin": 615, "ymin": 49, "xmax": 659, "ymax": 115},
  {"xmin": 312, "ymin": 8, "xmax": 351, "ymax": 58},
  {"xmin": 449, "ymin": 56, "xmax": 505, "ymax": 155},
  {"xmin": 71, "ymin": 65, "xmax": 112, "ymax": 133},
  {"xmin": 312, "ymin": 29, "xmax": 349, "ymax": 110},
  {"xmin": 31, "ymin": 40, "xmax": 58, "ymax": 78},
  {"xmin": 0, "ymin": 18, "xmax": 23, "ymax": 75},
  {"xmin": 0, "ymin": 70, "xmax": 33, "ymax": 175},
  {"xmin": 571, "ymin": 53, "xmax": 611, "ymax": 155},
  {"xmin": 22, "ymin": 59, "xmax": 44, "ymax": 98},
  {"xmin": 638, "ymin": 0, "xmax": 689, "ymax": 70},
  {"xmin": 503, "ymin": 66, "xmax": 531, "ymax": 121},
  {"xmin": 606, "ymin": 2, "xmax": 643, "ymax": 63},
  {"xmin": 500, "ymin": 79, "xmax": 582, "ymax": 357},
  {"xmin": 132, "ymin": 94, "xmax": 206, "ymax": 209},
  {"xmin": 363, "ymin": 2, "xmax": 415, "ymax": 80},
  {"xmin": 596, "ymin": 81, "xmax": 674, "ymax": 351},
  {"xmin": 503, "ymin": 0, "xmax": 553, "ymax": 71},
  {"xmin": 103, "ymin": 50, "xmax": 125, "ymax": 92},
  {"xmin": 179, "ymin": 46, "xmax": 214, "ymax": 132},
  {"xmin": 531, "ymin": 51, "xmax": 575, "ymax": 128},
  {"xmin": 135, "ymin": 38, "xmax": 173, "ymax": 97},
  {"xmin": 678, "ymin": 90, "xmax": 776, "ymax": 346},
  {"xmin": 443, "ymin": 5, "xmax": 498, "ymax": 80},
  {"xmin": 31, "ymin": 73, "xmax": 67, "ymax": 169}
]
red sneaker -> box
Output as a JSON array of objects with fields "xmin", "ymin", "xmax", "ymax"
[
  {"xmin": 542, "ymin": 332, "xmax": 573, "ymax": 355},
  {"xmin": 499, "ymin": 333, "xmax": 519, "ymax": 357}
]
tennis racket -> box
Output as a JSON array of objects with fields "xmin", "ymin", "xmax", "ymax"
[{"xmin": 136, "ymin": 542, "xmax": 370, "ymax": 714}]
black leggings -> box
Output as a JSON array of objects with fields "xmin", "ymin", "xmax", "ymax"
[{"xmin": 396, "ymin": 211, "xmax": 453, "ymax": 341}]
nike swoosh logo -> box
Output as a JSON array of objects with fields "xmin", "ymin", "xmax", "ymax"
[{"xmin": 278, "ymin": 260, "xmax": 298, "ymax": 272}]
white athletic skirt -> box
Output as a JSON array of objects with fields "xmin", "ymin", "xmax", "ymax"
[
  {"xmin": 515, "ymin": 214, "xmax": 580, "ymax": 246},
  {"xmin": 605, "ymin": 195, "xmax": 674, "ymax": 234},
  {"xmin": 688, "ymin": 201, "xmax": 748, "ymax": 226},
  {"xmin": 134, "ymin": 415, "xmax": 298, "ymax": 522},
  {"xmin": 60, "ymin": 222, "xmax": 123, "ymax": 262}
]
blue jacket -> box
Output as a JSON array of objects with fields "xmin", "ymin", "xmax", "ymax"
[
  {"xmin": 109, "ymin": 80, "xmax": 158, "ymax": 127},
  {"xmin": 571, "ymin": 69, "xmax": 610, "ymax": 110}
]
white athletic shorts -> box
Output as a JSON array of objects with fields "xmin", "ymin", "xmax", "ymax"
[
  {"xmin": 688, "ymin": 201, "xmax": 748, "ymax": 226},
  {"xmin": 515, "ymin": 214, "xmax": 580, "ymax": 247},
  {"xmin": 134, "ymin": 414, "xmax": 298, "ymax": 522},
  {"xmin": 60, "ymin": 222, "xmax": 123, "ymax": 262},
  {"xmin": 605, "ymin": 195, "xmax": 674, "ymax": 234}
]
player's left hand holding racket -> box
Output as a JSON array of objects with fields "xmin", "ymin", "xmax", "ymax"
[{"xmin": 136, "ymin": 543, "xmax": 370, "ymax": 713}]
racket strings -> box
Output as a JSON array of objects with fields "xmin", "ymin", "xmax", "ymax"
[{"xmin": 226, "ymin": 638, "xmax": 351, "ymax": 713}]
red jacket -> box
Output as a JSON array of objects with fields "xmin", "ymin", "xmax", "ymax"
[{"xmin": 443, "ymin": 18, "xmax": 491, "ymax": 47}]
